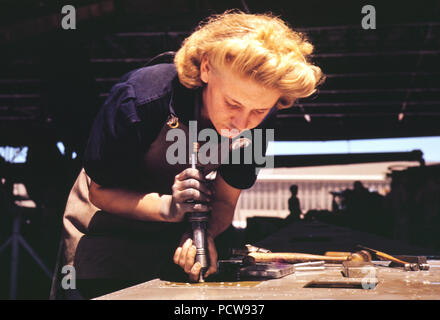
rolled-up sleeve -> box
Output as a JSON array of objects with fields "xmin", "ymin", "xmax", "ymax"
[
  {"xmin": 218, "ymin": 108, "xmax": 277, "ymax": 190},
  {"xmin": 218, "ymin": 162, "xmax": 258, "ymax": 190}
]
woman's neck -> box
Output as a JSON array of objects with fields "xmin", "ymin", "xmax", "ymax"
[{"xmin": 199, "ymin": 87, "xmax": 214, "ymax": 130}]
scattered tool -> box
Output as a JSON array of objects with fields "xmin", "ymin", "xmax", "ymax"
[
  {"xmin": 324, "ymin": 251, "xmax": 352, "ymax": 257},
  {"xmin": 393, "ymin": 255, "xmax": 430, "ymax": 271},
  {"xmin": 325, "ymin": 250, "xmax": 372, "ymax": 263},
  {"xmin": 217, "ymin": 248, "xmax": 329, "ymax": 281},
  {"xmin": 245, "ymin": 250, "xmax": 372, "ymax": 265},
  {"xmin": 356, "ymin": 245, "xmax": 421, "ymax": 271},
  {"xmin": 245, "ymin": 252, "xmax": 360, "ymax": 265},
  {"xmin": 293, "ymin": 261, "xmax": 326, "ymax": 272},
  {"xmin": 293, "ymin": 261, "xmax": 325, "ymax": 267}
]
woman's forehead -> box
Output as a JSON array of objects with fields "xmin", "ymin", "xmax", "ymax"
[{"xmin": 213, "ymin": 67, "xmax": 281, "ymax": 108}]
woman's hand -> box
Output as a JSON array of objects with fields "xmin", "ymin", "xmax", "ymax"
[
  {"xmin": 160, "ymin": 168, "xmax": 213, "ymax": 222},
  {"xmin": 173, "ymin": 232, "xmax": 218, "ymax": 282}
]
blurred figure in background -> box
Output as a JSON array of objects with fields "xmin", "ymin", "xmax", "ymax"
[
  {"xmin": 353, "ymin": 181, "xmax": 369, "ymax": 195},
  {"xmin": 287, "ymin": 185, "xmax": 302, "ymax": 222}
]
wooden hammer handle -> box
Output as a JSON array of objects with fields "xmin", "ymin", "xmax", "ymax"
[
  {"xmin": 374, "ymin": 251, "xmax": 409, "ymax": 266},
  {"xmin": 247, "ymin": 252, "xmax": 348, "ymax": 264},
  {"xmin": 357, "ymin": 246, "xmax": 410, "ymax": 266},
  {"xmin": 325, "ymin": 251, "xmax": 352, "ymax": 258}
]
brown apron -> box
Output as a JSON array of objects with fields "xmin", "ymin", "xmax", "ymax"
[{"xmin": 62, "ymin": 107, "xmax": 224, "ymax": 280}]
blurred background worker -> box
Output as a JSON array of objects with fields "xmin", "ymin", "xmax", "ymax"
[{"xmin": 287, "ymin": 185, "xmax": 302, "ymax": 222}]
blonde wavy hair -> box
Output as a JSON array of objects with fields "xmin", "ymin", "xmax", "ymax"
[{"xmin": 174, "ymin": 10, "xmax": 325, "ymax": 109}]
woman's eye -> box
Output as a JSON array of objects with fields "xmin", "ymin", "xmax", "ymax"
[
  {"xmin": 254, "ymin": 109, "xmax": 267, "ymax": 114},
  {"xmin": 227, "ymin": 103, "xmax": 240, "ymax": 109}
]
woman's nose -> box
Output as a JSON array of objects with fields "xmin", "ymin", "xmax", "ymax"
[{"xmin": 232, "ymin": 113, "xmax": 249, "ymax": 131}]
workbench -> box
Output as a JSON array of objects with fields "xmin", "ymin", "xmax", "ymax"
[
  {"xmin": 95, "ymin": 221, "xmax": 440, "ymax": 300},
  {"xmin": 95, "ymin": 260, "xmax": 440, "ymax": 300}
]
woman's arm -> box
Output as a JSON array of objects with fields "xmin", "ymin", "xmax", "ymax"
[
  {"xmin": 89, "ymin": 167, "xmax": 212, "ymax": 223},
  {"xmin": 89, "ymin": 180, "xmax": 170, "ymax": 222},
  {"xmin": 207, "ymin": 172, "xmax": 242, "ymax": 238}
]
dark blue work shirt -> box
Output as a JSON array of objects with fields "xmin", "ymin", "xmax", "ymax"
[{"xmin": 83, "ymin": 63, "xmax": 276, "ymax": 191}]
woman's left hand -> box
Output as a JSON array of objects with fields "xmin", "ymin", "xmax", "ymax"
[{"xmin": 173, "ymin": 232, "xmax": 218, "ymax": 282}]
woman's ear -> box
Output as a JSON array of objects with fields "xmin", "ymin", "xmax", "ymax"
[{"xmin": 200, "ymin": 56, "xmax": 210, "ymax": 84}]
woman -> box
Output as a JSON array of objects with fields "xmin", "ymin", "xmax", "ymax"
[{"xmin": 59, "ymin": 10, "xmax": 323, "ymax": 299}]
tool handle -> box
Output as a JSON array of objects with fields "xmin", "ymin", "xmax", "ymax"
[
  {"xmin": 325, "ymin": 251, "xmax": 352, "ymax": 257},
  {"xmin": 357, "ymin": 245, "xmax": 410, "ymax": 265},
  {"xmin": 375, "ymin": 251, "xmax": 409, "ymax": 265},
  {"xmin": 246, "ymin": 252, "xmax": 348, "ymax": 264}
]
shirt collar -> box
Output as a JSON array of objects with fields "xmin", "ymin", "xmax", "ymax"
[{"xmin": 170, "ymin": 76, "xmax": 203, "ymax": 125}]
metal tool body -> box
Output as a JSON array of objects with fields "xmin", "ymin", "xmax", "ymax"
[
  {"xmin": 393, "ymin": 255, "xmax": 430, "ymax": 271},
  {"xmin": 188, "ymin": 211, "xmax": 209, "ymax": 282},
  {"xmin": 188, "ymin": 142, "xmax": 209, "ymax": 282},
  {"xmin": 293, "ymin": 261, "xmax": 326, "ymax": 272}
]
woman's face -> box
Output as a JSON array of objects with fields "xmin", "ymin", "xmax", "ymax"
[{"xmin": 200, "ymin": 58, "xmax": 281, "ymax": 138}]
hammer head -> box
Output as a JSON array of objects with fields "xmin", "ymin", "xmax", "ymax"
[{"xmin": 349, "ymin": 250, "xmax": 372, "ymax": 262}]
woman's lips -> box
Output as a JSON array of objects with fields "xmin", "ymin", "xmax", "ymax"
[{"xmin": 220, "ymin": 127, "xmax": 240, "ymax": 138}]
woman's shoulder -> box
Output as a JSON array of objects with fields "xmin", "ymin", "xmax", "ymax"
[{"xmin": 121, "ymin": 63, "xmax": 178, "ymax": 106}]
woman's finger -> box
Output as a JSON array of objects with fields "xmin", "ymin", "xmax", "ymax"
[
  {"xmin": 178, "ymin": 179, "xmax": 212, "ymax": 196},
  {"xmin": 178, "ymin": 188, "xmax": 211, "ymax": 203},
  {"xmin": 176, "ymin": 168, "xmax": 206, "ymax": 182},
  {"xmin": 178, "ymin": 238, "xmax": 192, "ymax": 267},
  {"xmin": 184, "ymin": 245, "xmax": 197, "ymax": 273},
  {"xmin": 189, "ymin": 262, "xmax": 201, "ymax": 282}
]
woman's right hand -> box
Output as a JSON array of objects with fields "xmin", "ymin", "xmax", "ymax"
[{"xmin": 160, "ymin": 168, "xmax": 213, "ymax": 222}]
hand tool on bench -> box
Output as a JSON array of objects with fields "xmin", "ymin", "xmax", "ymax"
[
  {"xmin": 244, "ymin": 251, "xmax": 371, "ymax": 265},
  {"xmin": 324, "ymin": 251, "xmax": 377, "ymax": 277},
  {"xmin": 392, "ymin": 255, "xmax": 430, "ymax": 270},
  {"xmin": 356, "ymin": 245, "xmax": 419, "ymax": 271},
  {"xmin": 217, "ymin": 246, "xmax": 371, "ymax": 281},
  {"xmin": 293, "ymin": 261, "xmax": 326, "ymax": 272},
  {"xmin": 325, "ymin": 250, "xmax": 372, "ymax": 262},
  {"xmin": 217, "ymin": 246, "xmax": 329, "ymax": 280},
  {"xmin": 324, "ymin": 251, "xmax": 352, "ymax": 257}
]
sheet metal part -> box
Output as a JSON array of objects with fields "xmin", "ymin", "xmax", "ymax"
[
  {"xmin": 231, "ymin": 244, "xmax": 271, "ymax": 256},
  {"xmin": 304, "ymin": 278, "xmax": 379, "ymax": 290},
  {"xmin": 240, "ymin": 263, "xmax": 295, "ymax": 279}
]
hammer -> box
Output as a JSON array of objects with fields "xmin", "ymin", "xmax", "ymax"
[
  {"xmin": 356, "ymin": 245, "xmax": 419, "ymax": 271},
  {"xmin": 245, "ymin": 250, "xmax": 371, "ymax": 265},
  {"xmin": 325, "ymin": 250, "xmax": 372, "ymax": 262}
]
